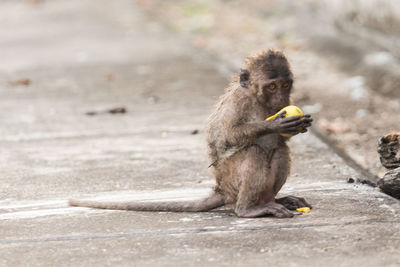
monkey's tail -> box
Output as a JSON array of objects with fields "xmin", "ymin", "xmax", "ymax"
[{"xmin": 68, "ymin": 192, "xmax": 225, "ymax": 212}]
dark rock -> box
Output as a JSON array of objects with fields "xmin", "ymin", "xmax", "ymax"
[
  {"xmin": 378, "ymin": 134, "xmax": 400, "ymax": 169},
  {"xmin": 108, "ymin": 106, "xmax": 126, "ymax": 114},
  {"xmin": 85, "ymin": 106, "xmax": 127, "ymax": 116},
  {"xmin": 85, "ymin": 111, "xmax": 97, "ymax": 116},
  {"xmin": 378, "ymin": 167, "xmax": 400, "ymax": 199},
  {"xmin": 347, "ymin": 177, "xmax": 355, "ymax": 183}
]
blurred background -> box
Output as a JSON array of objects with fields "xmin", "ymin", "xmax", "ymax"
[
  {"xmin": 2, "ymin": 0, "xmax": 400, "ymax": 182},
  {"xmin": 137, "ymin": 0, "xmax": 400, "ymax": 180}
]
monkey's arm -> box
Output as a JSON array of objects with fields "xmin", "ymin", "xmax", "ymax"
[
  {"xmin": 230, "ymin": 121, "xmax": 273, "ymax": 142},
  {"xmin": 218, "ymin": 93, "xmax": 312, "ymax": 147},
  {"xmin": 221, "ymin": 97, "xmax": 274, "ymax": 146},
  {"xmin": 227, "ymin": 115, "xmax": 309, "ymax": 146}
]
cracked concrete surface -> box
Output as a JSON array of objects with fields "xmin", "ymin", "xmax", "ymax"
[{"xmin": 0, "ymin": 0, "xmax": 399, "ymax": 266}]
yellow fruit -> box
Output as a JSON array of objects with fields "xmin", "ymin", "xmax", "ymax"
[
  {"xmin": 296, "ymin": 207, "xmax": 310, "ymax": 213},
  {"xmin": 266, "ymin": 105, "xmax": 303, "ymax": 137}
]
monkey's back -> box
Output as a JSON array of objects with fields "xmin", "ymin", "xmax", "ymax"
[
  {"xmin": 205, "ymin": 85, "xmax": 257, "ymax": 199},
  {"xmin": 205, "ymin": 84, "xmax": 246, "ymax": 165}
]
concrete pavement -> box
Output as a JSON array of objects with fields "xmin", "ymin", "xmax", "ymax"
[{"xmin": 0, "ymin": 1, "xmax": 399, "ymax": 266}]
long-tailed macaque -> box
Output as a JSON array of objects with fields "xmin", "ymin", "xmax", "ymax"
[{"xmin": 69, "ymin": 50, "xmax": 313, "ymax": 218}]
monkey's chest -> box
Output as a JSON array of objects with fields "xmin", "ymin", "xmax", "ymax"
[
  {"xmin": 253, "ymin": 134, "xmax": 280, "ymax": 151},
  {"xmin": 251, "ymin": 112, "xmax": 281, "ymax": 151}
]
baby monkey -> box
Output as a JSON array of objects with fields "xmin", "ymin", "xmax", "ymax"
[{"xmin": 69, "ymin": 50, "xmax": 313, "ymax": 218}]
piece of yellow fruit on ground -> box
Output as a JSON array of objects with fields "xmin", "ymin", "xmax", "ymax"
[{"xmin": 296, "ymin": 207, "xmax": 310, "ymax": 213}]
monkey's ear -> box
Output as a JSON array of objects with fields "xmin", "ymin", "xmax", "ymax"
[{"xmin": 240, "ymin": 69, "xmax": 250, "ymax": 88}]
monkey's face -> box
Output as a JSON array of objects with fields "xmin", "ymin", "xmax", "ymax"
[
  {"xmin": 259, "ymin": 78, "xmax": 292, "ymax": 112},
  {"xmin": 240, "ymin": 50, "xmax": 293, "ymax": 111}
]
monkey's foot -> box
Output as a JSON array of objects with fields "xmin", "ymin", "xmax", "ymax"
[
  {"xmin": 276, "ymin": 195, "xmax": 312, "ymax": 210},
  {"xmin": 235, "ymin": 202, "xmax": 293, "ymax": 218}
]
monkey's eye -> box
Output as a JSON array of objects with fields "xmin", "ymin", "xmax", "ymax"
[
  {"xmin": 282, "ymin": 82, "xmax": 291, "ymax": 90},
  {"xmin": 264, "ymin": 83, "xmax": 277, "ymax": 93}
]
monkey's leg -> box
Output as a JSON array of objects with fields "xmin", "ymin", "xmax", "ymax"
[
  {"xmin": 235, "ymin": 201, "xmax": 294, "ymax": 218},
  {"xmin": 233, "ymin": 145, "xmax": 293, "ymax": 218},
  {"xmin": 271, "ymin": 146, "xmax": 312, "ymax": 210},
  {"xmin": 69, "ymin": 191, "xmax": 225, "ymax": 212}
]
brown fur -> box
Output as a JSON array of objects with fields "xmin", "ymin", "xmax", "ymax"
[{"xmin": 69, "ymin": 50, "xmax": 312, "ymax": 218}]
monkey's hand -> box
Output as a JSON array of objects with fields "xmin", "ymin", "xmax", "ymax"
[
  {"xmin": 290, "ymin": 114, "xmax": 313, "ymax": 136},
  {"xmin": 267, "ymin": 111, "xmax": 313, "ymax": 135}
]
